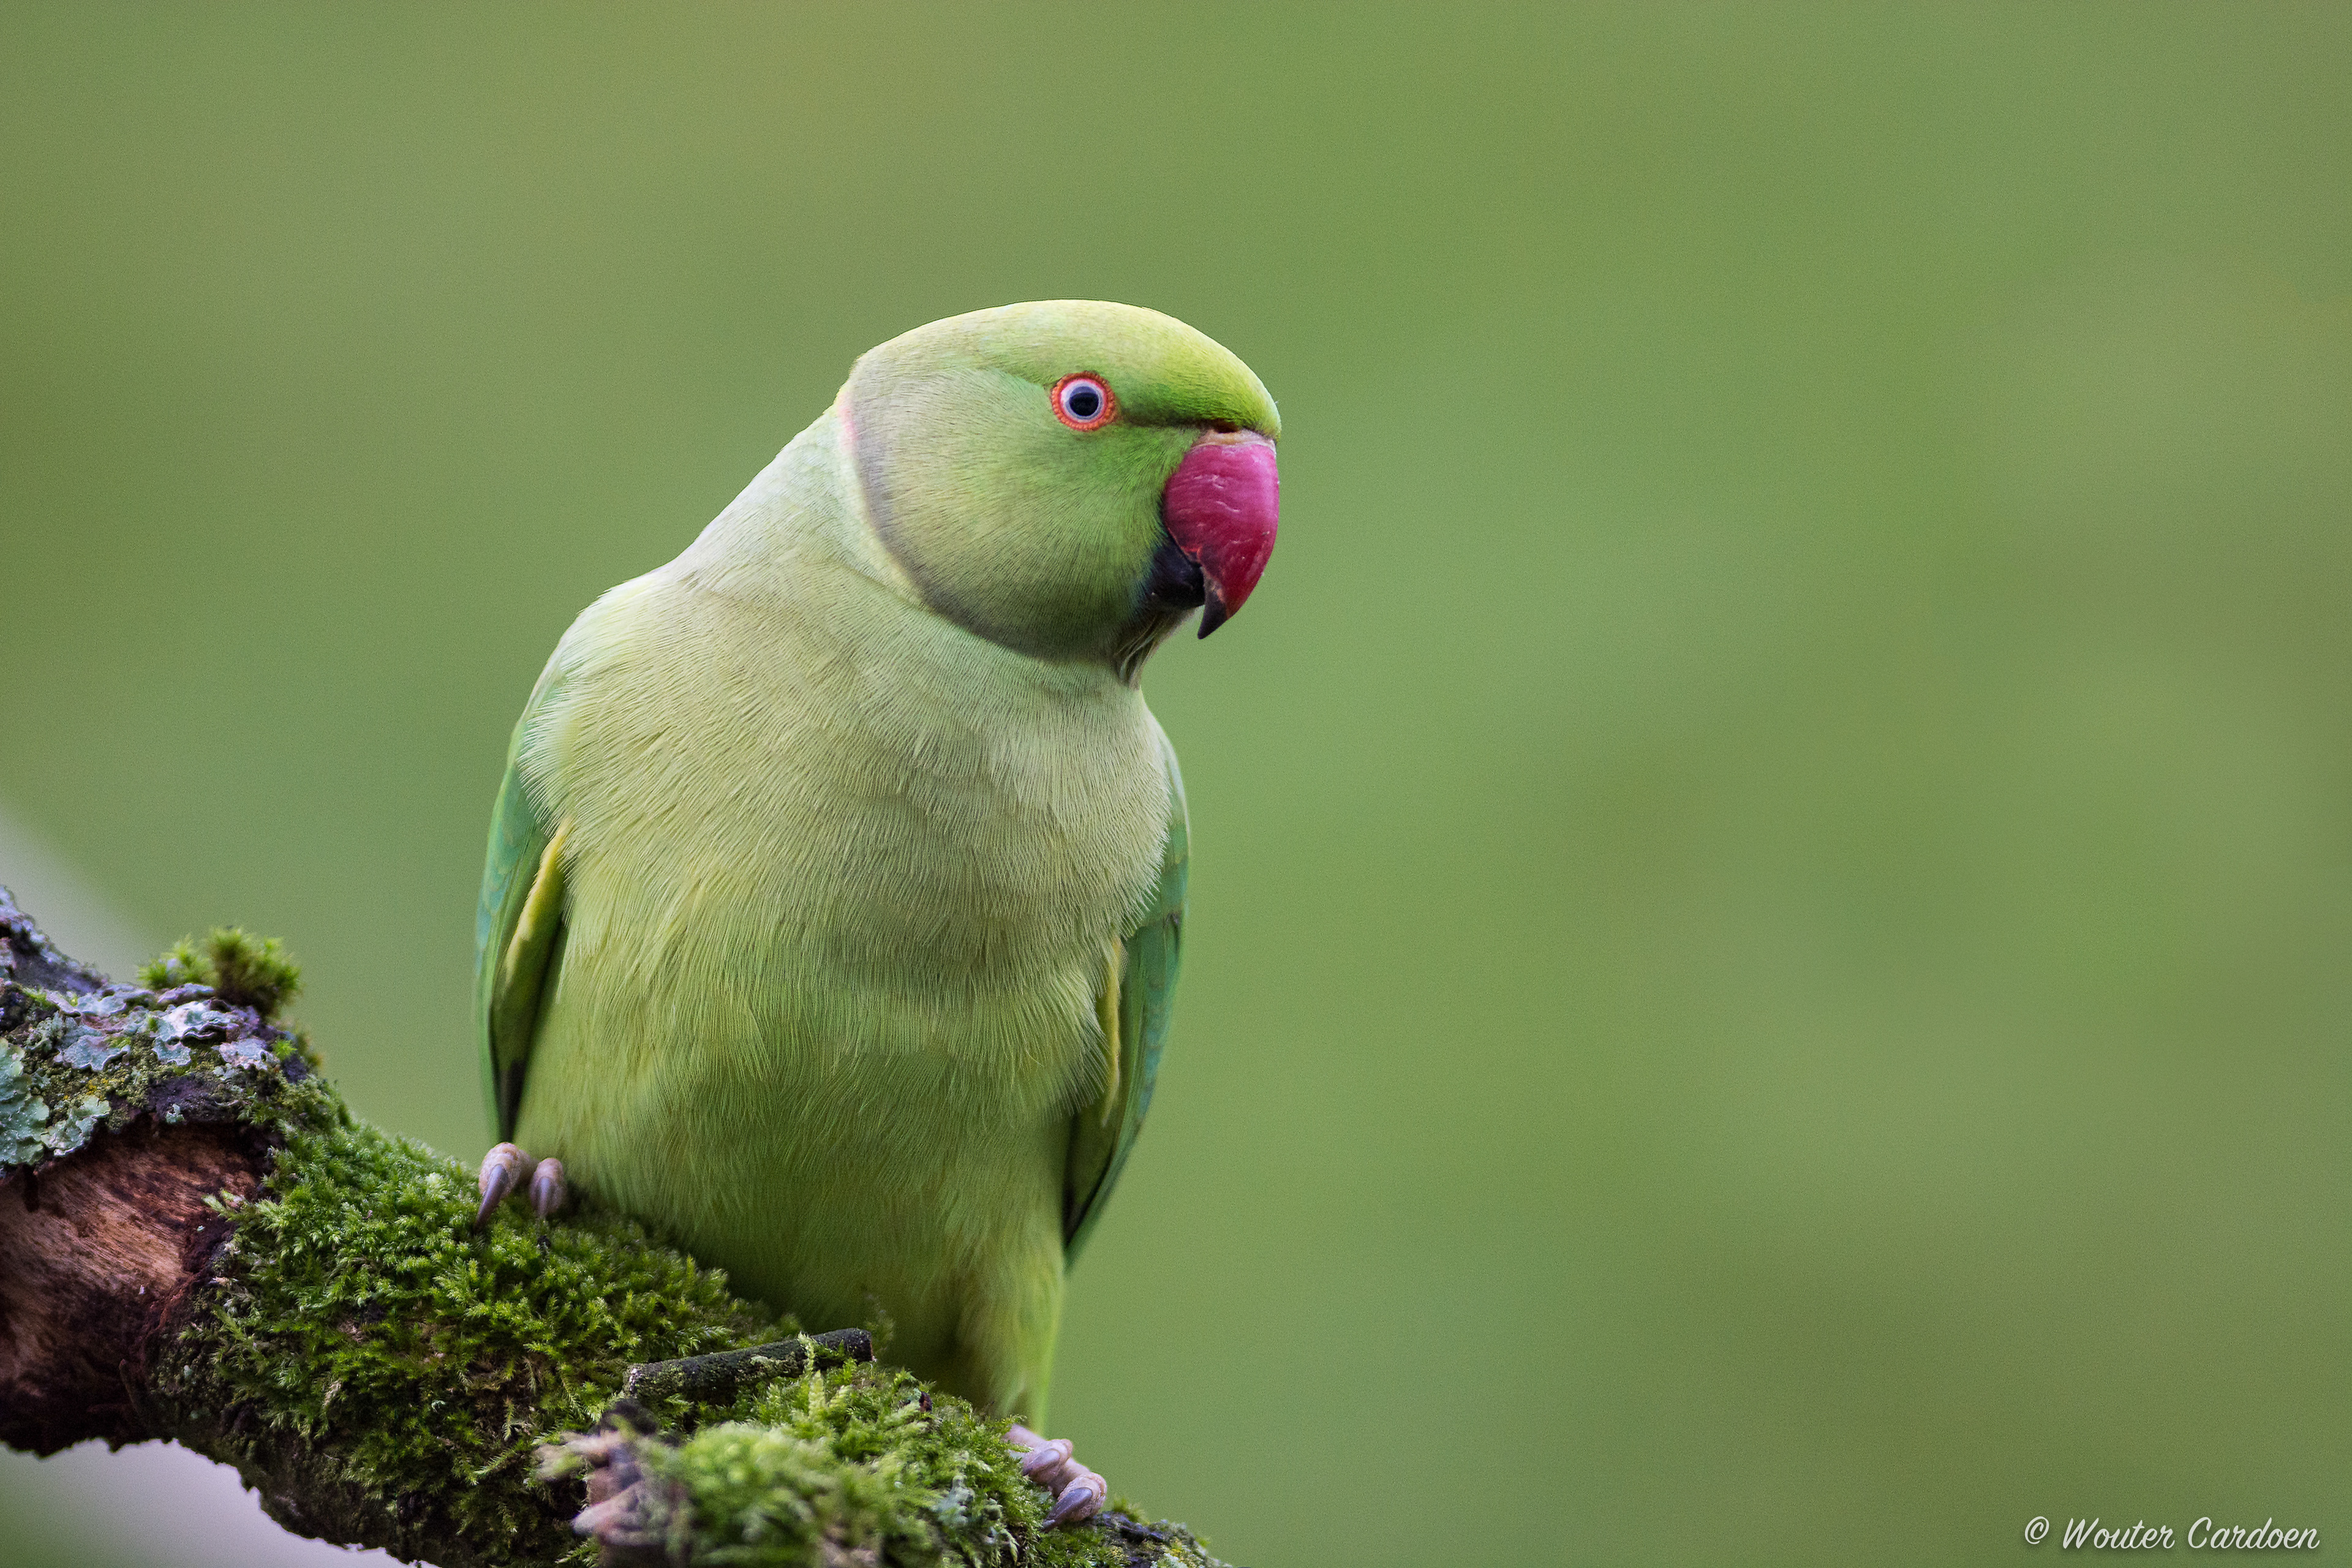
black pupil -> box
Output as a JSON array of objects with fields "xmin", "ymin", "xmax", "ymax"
[{"xmin": 1066, "ymin": 383, "xmax": 1101, "ymax": 420}]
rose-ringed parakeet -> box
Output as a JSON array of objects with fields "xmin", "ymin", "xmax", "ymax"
[{"xmin": 472, "ymin": 301, "xmax": 1279, "ymax": 1522}]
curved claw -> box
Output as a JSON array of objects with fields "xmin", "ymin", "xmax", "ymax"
[
  {"xmin": 530, "ymin": 1157, "xmax": 568, "ymax": 1218},
  {"xmin": 476, "ymin": 1142, "xmax": 529, "ymax": 1227},
  {"xmin": 556, "ymin": 1415, "xmax": 672, "ymax": 1551},
  {"xmin": 1017, "ymin": 1438, "xmax": 1076, "ymax": 1490},
  {"xmin": 1049, "ymin": 1469, "xmax": 1107, "ymax": 1528},
  {"xmin": 1006, "ymin": 1425, "xmax": 1106, "ymax": 1528},
  {"xmin": 571, "ymin": 1491, "xmax": 654, "ymax": 1545}
]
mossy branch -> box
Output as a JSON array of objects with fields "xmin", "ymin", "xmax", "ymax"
[{"xmin": 0, "ymin": 889, "xmax": 1231, "ymax": 1568}]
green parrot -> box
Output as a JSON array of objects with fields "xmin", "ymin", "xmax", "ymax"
[{"xmin": 472, "ymin": 301, "xmax": 1279, "ymax": 1522}]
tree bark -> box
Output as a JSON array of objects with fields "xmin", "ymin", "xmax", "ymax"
[
  {"xmin": 0, "ymin": 893, "xmax": 279, "ymax": 1458},
  {"xmin": 0, "ymin": 1118, "xmax": 268, "ymax": 1451}
]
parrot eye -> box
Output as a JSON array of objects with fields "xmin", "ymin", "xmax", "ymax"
[{"xmin": 1052, "ymin": 374, "xmax": 1115, "ymax": 431}]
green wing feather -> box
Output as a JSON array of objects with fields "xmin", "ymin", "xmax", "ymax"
[
  {"xmin": 475, "ymin": 668, "xmax": 568, "ymax": 1141},
  {"xmin": 1063, "ymin": 745, "xmax": 1189, "ymax": 1262}
]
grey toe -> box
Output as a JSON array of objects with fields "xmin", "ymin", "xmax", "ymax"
[
  {"xmin": 475, "ymin": 1142, "xmax": 529, "ymax": 1227},
  {"xmin": 1018, "ymin": 1437, "xmax": 1076, "ymax": 1490},
  {"xmin": 530, "ymin": 1156, "xmax": 567, "ymax": 1218},
  {"xmin": 1007, "ymin": 1427, "xmax": 1107, "ymax": 1528},
  {"xmin": 1049, "ymin": 1470, "xmax": 1107, "ymax": 1527}
]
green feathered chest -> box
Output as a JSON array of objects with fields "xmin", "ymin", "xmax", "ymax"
[{"xmin": 518, "ymin": 567, "xmax": 1171, "ymax": 1108}]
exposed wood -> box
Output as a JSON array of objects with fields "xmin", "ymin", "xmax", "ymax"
[{"xmin": 0, "ymin": 1120, "xmax": 266, "ymax": 1454}]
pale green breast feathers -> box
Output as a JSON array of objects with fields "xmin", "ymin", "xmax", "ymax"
[
  {"xmin": 475, "ymin": 599, "xmax": 1189, "ymax": 1255},
  {"xmin": 477, "ymin": 300, "xmax": 1276, "ymax": 1257}
]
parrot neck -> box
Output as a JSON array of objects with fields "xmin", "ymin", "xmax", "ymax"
[{"xmin": 669, "ymin": 398, "xmax": 927, "ymax": 612}]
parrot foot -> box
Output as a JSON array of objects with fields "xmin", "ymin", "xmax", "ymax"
[
  {"xmin": 475, "ymin": 1141, "xmax": 568, "ymax": 1226},
  {"xmin": 1008, "ymin": 1423, "xmax": 1108, "ymax": 1527},
  {"xmin": 554, "ymin": 1401, "xmax": 677, "ymax": 1567}
]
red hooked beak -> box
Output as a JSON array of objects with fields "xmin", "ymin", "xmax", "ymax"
[{"xmin": 1160, "ymin": 429, "xmax": 1279, "ymax": 637}]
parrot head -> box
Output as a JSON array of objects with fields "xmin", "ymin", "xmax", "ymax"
[{"xmin": 844, "ymin": 301, "xmax": 1280, "ymax": 676}]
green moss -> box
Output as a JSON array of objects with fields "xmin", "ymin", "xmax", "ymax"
[
  {"xmin": 138, "ymin": 926, "xmax": 303, "ymax": 1017},
  {"xmin": 138, "ymin": 938, "xmax": 207, "ymax": 992},
  {"xmin": 169, "ymin": 1119, "xmax": 1227, "ymax": 1566},
  {"xmin": 638, "ymin": 1361, "xmax": 1039, "ymax": 1566},
  {"xmin": 157, "ymin": 1121, "xmax": 782, "ymax": 1561},
  {"xmin": 544, "ymin": 1362, "xmax": 1226, "ymax": 1568}
]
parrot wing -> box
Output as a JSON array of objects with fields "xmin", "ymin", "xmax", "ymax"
[
  {"xmin": 1062, "ymin": 740, "xmax": 1189, "ymax": 1262},
  {"xmin": 475, "ymin": 665, "xmax": 570, "ymax": 1141}
]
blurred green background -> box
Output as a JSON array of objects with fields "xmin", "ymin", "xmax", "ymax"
[{"xmin": 4, "ymin": 5, "xmax": 2346, "ymax": 1564}]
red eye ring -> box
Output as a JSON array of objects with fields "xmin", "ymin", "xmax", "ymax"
[{"xmin": 1052, "ymin": 373, "xmax": 1116, "ymax": 431}]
